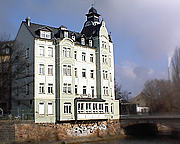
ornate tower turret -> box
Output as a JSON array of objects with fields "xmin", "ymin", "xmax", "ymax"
[{"xmin": 84, "ymin": 7, "xmax": 101, "ymax": 27}]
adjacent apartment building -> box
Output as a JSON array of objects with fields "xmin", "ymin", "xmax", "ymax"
[{"xmin": 12, "ymin": 7, "xmax": 119, "ymax": 123}]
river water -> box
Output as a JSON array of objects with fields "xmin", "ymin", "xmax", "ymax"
[{"xmin": 87, "ymin": 136, "xmax": 180, "ymax": 144}]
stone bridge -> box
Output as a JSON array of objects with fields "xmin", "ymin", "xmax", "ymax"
[{"xmin": 120, "ymin": 115, "xmax": 180, "ymax": 136}]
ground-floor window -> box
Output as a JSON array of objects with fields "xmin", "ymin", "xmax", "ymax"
[
  {"xmin": 99, "ymin": 103, "xmax": 104, "ymax": 113},
  {"xmin": 64, "ymin": 103, "xmax": 72, "ymax": 114},
  {"xmin": 111, "ymin": 103, "xmax": 114, "ymax": 114},
  {"xmin": 39, "ymin": 102, "xmax": 44, "ymax": 115},
  {"xmin": 105, "ymin": 103, "xmax": 109, "ymax": 113},
  {"xmin": 48, "ymin": 103, "xmax": 53, "ymax": 115}
]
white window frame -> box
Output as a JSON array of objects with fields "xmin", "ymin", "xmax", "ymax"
[
  {"xmin": 63, "ymin": 83, "xmax": 72, "ymax": 94},
  {"xmin": 82, "ymin": 69, "xmax": 86, "ymax": 78},
  {"xmin": 89, "ymin": 40, "xmax": 92, "ymax": 47},
  {"xmin": 90, "ymin": 54, "xmax": 94, "ymax": 62},
  {"xmin": 39, "ymin": 46, "xmax": 44, "ymax": 56},
  {"xmin": 39, "ymin": 102, "xmax": 45, "ymax": 115},
  {"xmin": 82, "ymin": 52, "xmax": 86, "ymax": 61},
  {"xmin": 48, "ymin": 47, "xmax": 53, "ymax": 57},
  {"xmin": 81, "ymin": 38, "xmax": 85, "ymax": 45},
  {"xmin": 75, "ymin": 85, "xmax": 78, "ymax": 95},
  {"xmin": 48, "ymin": 84, "xmax": 53, "ymax": 94},
  {"xmin": 64, "ymin": 103, "xmax": 72, "ymax": 114},
  {"xmin": 48, "ymin": 103, "xmax": 53, "ymax": 115},
  {"xmin": 74, "ymin": 68, "xmax": 77, "ymax": 77},
  {"xmin": 63, "ymin": 47, "xmax": 71, "ymax": 57},
  {"xmin": 39, "ymin": 83, "xmax": 45, "ymax": 94},
  {"xmin": 91, "ymin": 86, "xmax": 94, "ymax": 98},
  {"xmin": 39, "ymin": 64, "xmax": 45, "ymax": 75},
  {"xmin": 63, "ymin": 65, "xmax": 71, "ymax": 76},
  {"xmin": 64, "ymin": 31, "xmax": 68, "ymax": 38},
  {"xmin": 74, "ymin": 51, "xmax": 77, "ymax": 60},
  {"xmin": 48, "ymin": 65, "xmax": 53, "ymax": 75},
  {"xmin": 90, "ymin": 70, "xmax": 94, "ymax": 79},
  {"xmin": 83, "ymin": 86, "xmax": 87, "ymax": 95}
]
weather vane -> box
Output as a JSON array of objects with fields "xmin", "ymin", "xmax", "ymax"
[{"xmin": 91, "ymin": 0, "xmax": 96, "ymax": 7}]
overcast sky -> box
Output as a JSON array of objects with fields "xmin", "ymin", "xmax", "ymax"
[{"xmin": 1, "ymin": 0, "xmax": 180, "ymax": 96}]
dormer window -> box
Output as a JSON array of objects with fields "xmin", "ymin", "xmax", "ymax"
[
  {"xmin": 89, "ymin": 40, "xmax": 92, "ymax": 47},
  {"xmin": 64, "ymin": 31, "xmax": 68, "ymax": 38},
  {"xmin": 40, "ymin": 31, "xmax": 51, "ymax": 39},
  {"xmin": 81, "ymin": 37, "xmax": 85, "ymax": 45},
  {"xmin": 72, "ymin": 35, "xmax": 75, "ymax": 41}
]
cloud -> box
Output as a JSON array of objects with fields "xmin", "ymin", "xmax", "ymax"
[
  {"xmin": 115, "ymin": 61, "xmax": 166, "ymax": 96},
  {"xmin": 102, "ymin": 0, "xmax": 180, "ymax": 60}
]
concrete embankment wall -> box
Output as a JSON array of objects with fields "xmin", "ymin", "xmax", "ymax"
[{"xmin": 0, "ymin": 120, "xmax": 121, "ymax": 143}]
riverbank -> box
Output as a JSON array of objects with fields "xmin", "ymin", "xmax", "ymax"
[{"xmin": 0, "ymin": 119, "xmax": 122, "ymax": 143}]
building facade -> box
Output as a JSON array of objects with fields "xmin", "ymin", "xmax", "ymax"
[{"xmin": 12, "ymin": 7, "xmax": 119, "ymax": 123}]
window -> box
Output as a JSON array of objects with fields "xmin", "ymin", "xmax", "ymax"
[
  {"xmin": 102, "ymin": 55, "xmax": 107, "ymax": 64},
  {"xmin": 82, "ymin": 52, "xmax": 86, "ymax": 61},
  {"xmin": 63, "ymin": 65, "xmax": 71, "ymax": 76},
  {"xmin": 91, "ymin": 86, "xmax": 94, "ymax": 98},
  {"xmin": 39, "ymin": 46, "xmax": 44, "ymax": 56},
  {"xmin": 90, "ymin": 70, "xmax": 94, "ymax": 78},
  {"xmin": 86, "ymin": 103, "xmax": 91, "ymax": 113},
  {"xmin": 5, "ymin": 48, "xmax": 10, "ymax": 54},
  {"xmin": 74, "ymin": 68, "xmax": 77, "ymax": 77},
  {"xmin": 39, "ymin": 103, "xmax": 44, "ymax": 115},
  {"xmin": 26, "ymin": 48, "xmax": 29, "ymax": 58},
  {"xmin": 110, "ymin": 73, "xmax": 112, "ymax": 82},
  {"xmin": 82, "ymin": 69, "xmax": 86, "ymax": 78},
  {"xmin": 48, "ymin": 65, "xmax": 53, "ymax": 75},
  {"xmin": 99, "ymin": 104, "xmax": 104, "ymax": 113},
  {"xmin": 48, "ymin": 84, "xmax": 53, "ymax": 94},
  {"xmin": 109, "ymin": 58, "xmax": 111, "ymax": 66},
  {"xmin": 40, "ymin": 31, "xmax": 51, "ymax": 39},
  {"xmin": 89, "ymin": 40, "xmax": 92, "ymax": 47},
  {"xmin": 48, "ymin": 47, "xmax": 53, "ymax": 57},
  {"xmin": 63, "ymin": 83, "xmax": 72, "ymax": 94},
  {"xmin": 48, "ymin": 103, "xmax": 53, "ymax": 115},
  {"xmin": 72, "ymin": 35, "xmax": 75, "ymax": 41},
  {"xmin": 90, "ymin": 54, "xmax": 94, "ymax": 62},
  {"xmin": 83, "ymin": 86, "xmax": 86, "ymax": 95},
  {"xmin": 39, "ymin": 83, "xmax": 45, "ymax": 94},
  {"xmin": 75, "ymin": 85, "xmax": 77, "ymax": 95},
  {"xmin": 81, "ymin": 37, "xmax": 85, "ymax": 45},
  {"xmin": 105, "ymin": 103, "xmax": 108, "ymax": 113},
  {"xmin": 111, "ymin": 103, "xmax": 114, "ymax": 113},
  {"xmin": 26, "ymin": 84, "xmax": 29, "ymax": 95},
  {"xmin": 64, "ymin": 31, "xmax": 68, "ymax": 38},
  {"xmin": 39, "ymin": 64, "xmax": 45, "ymax": 75},
  {"xmin": 78, "ymin": 103, "xmax": 84, "ymax": 113},
  {"xmin": 103, "ymin": 70, "xmax": 108, "ymax": 80},
  {"xmin": 102, "ymin": 41, "xmax": 107, "ymax": 48},
  {"xmin": 80, "ymin": 103, "xmax": 84, "ymax": 113},
  {"xmin": 64, "ymin": 103, "xmax": 71, "ymax": 114},
  {"xmin": 74, "ymin": 51, "xmax": 77, "ymax": 60},
  {"xmin": 93, "ymin": 103, "xmax": 98, "ymax": 113},
  {"xmin": 63, "ymin": 47, "xmax": 71, "ymax": 57},
  {"xmin": 103, "ymin": 87, "xmax": 108, "ymax": 95}
]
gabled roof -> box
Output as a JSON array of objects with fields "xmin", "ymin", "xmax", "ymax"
[{"xmin": 23, "ymin": 21, "xmax": 59, "ymax": 39}]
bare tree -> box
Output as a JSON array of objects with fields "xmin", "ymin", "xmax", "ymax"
[
  {"xmin": 115, "ymin": 80, "xmax": 131, "ymax": 101},
  {"xmin": 142, "ymin": 79, "xmax": 178, "ymax": 113},
  {"xmin": 0, "ymin": 36, "xmax": 32, "ymax": 114}
]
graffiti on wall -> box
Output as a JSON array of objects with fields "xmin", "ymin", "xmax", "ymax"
[{"xmin": 67, "ymin": 123, "xmax": 107, "ymax": 136}]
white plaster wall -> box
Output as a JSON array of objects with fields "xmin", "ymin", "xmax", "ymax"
[{"xmin": 34, "ymin": 39, "xmax": 56, "ymax": 123}]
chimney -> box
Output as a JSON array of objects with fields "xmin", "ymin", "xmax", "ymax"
[{"xmin": 26, "ymin": 17, "xmax": 31, "ymax": 26}]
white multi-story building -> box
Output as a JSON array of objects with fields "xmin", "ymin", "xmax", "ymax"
[{"xmin": 12, "ymin": 7, "xmax": 119, "ymax": 123}]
